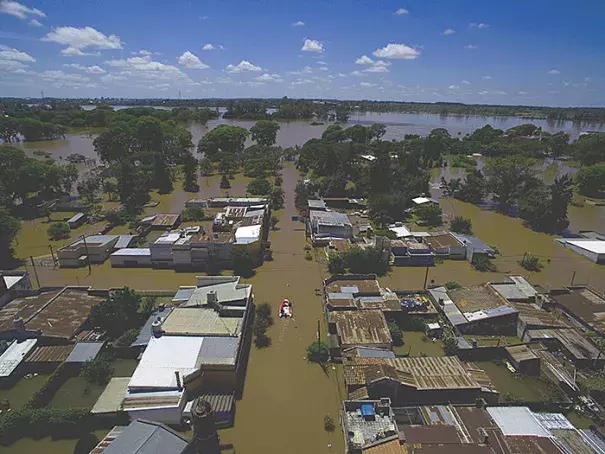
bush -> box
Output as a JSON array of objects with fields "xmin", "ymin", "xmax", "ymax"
[
  {"xmin": 220, "ymin": 174, "xmax": 231, "ymax": 189},
  {"xmin": 451, "ymin": 155, "xmax": 476, "ymax": 169},
  {"xmin": 270, "ymin": 215, "xmax": 279, "ymax": 230},
  {"xmin": 182, "ymin": 206, "xmax": 208, "ymax": 222},
  {"xmin": 520, "ymin": 253, "xmax": 543, "ymax": 272},
  {"xmin": 387, "ymin": 321, "xmax": 404, "ymax": 346},
  {"xmin": 450, "ymin": 216, "xmax": 472, "ymax": 234},
  {"xmin": 343, "ymin": 246, "xmax": 389, "ymax": 276},
  {"xmin": 324, "ymin": 415, "xmax": 336, "ymax": 432},
  {"xmin": 47, "ymin": 221, "xmax": 70, "ymax": 240},
  {"xmin": 328, "ymin": 253, "xmax": 346, "ymax": 274},
  {"xmin": 472, "ymin": 255, "xmax": 497, "ymax": 272},
  {"xmin": 416, "ymin": 203, "xmax": 443, "ymax": 227},
  {"xmin": 305, "ymin": 251, "xmax": 313, "ymax": 261},
  {"xmin": 445, "ymin": 281, "xmax": 462, "ymax": 290},
  {"xmin": 306, "ymin": 340, "xmax": 330, "ymax": 363},
  {"xmin": 247, "ymin": 177, "xmax": 272, "ymax": 196},
  {"xmin": 442, "ymin": 328, "xmax": 458, "ymax": 356},
  {"xmin": 115, "ymin": 328, "xmax": 140, "ymax": 347},
  {"xmin": 80, "ymin": 354, "xmax": 114, "ymax": 385},
  {"xmin": 253, "ymin": 314, "xmax": 271, "ymax": 348},
  {"xmin": 256, "ymin": 302, "xmax": 273, "ymax": 326}
]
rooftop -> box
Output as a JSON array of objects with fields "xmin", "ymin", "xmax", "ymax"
[
  {"xmin": 161, "ymin": 307, "xmax": 243, "ymax": 337},
  {"xmin": 327, "ymin": 238, "xmax": 352, "ymax": 253},
  {"xmin": 505, "ymin": 345, "xmax": 539, "ymax": 362},
  {"xmin": 92, "ymin": 377, "xmax": 130, "ymax": 414},
  {"xmin": 0, "ymin": 289, "xmax": 60, "ymax": 332},
  {"xmin": 563, "ymin": 239, "xmax": 605, "ymax": 254},
  {"xmin": 1, "ymin": 272, "xmax": 28, "ymax": 290},
  {"xmin": 486, "ymin": 407, "xmax": 551, "ymax": 437},
  {"xmin": 511, "ymin": 302, "xmax": 567, "ymax": 328},
  {"xmin": 325, "ymin": 276, "xmax": 381, "ymax": 294},
  {"xmin": 66, "ymin": 341, "xmax": 104, "ymax": 363},
  {"xmin": 24, "ymin": 344, "xmax": 74, "ymax": 364},
  {"xmin": 131, "ymin": 307, "xmax": 173, "ymax": 347},
  {"xmin": 308, "ymin": 199, "xmax": 327, "ymax": 210},
  {"xmin": 310, "ymin": 210, "xmax": 352, "ymax": 227},
  {"xmin": 451, "ymin": 233, "xmax": 494, "ymax": 255},
  {"xmin": 526, "ymin": 328, "xmax": 601, "ymax": 360},
  {"xmin": 0, "ymin": 338, "xmax": 37, "ymax": 377},
  {"xmin": 490, "ymin": 275, "xmax": 537, "ymax": 301},
  {"xmin": 550, "ymin": 287, "xmax": 605, "ymax": 333},
  {"xmin": 174, "ymin": 276, "xmax": 251, "ymax": 307},
  {"xmin": 448, "ymin": 284, "xmax": 511, "ymax": 313},
  {"xmin": 142, "ymin": 213, "xmax": 181, "ymax": 227},
  {"xmin": 90, "ymin": 419, "xmax": 188, "ymax": 454},
  {"xmin": 343, "ymin": 399, "xmax": 398, "ymax": 451},
  {"xmin": 331, "ymin": 310, "xmax": 392, "ymax": 346},
  {"xmin": 388, "ymin": 225, "xmax": 412, "ymax": 238},
  {"xmin": 423, "ymin": 232, "xmax": 463, "ymax": 249},
  {"xmin": 111, "ymin": 248, "xmax": 151, "ymax": 257},
  {"xmin": 61, "ymin": 235, "xmax": 134, "ymax": 251},
  {"xmin": 234, "ymin": 225, "xmax": 262, "ymax": 244},
  {"xmin": 412, "ymin": 197, "xmax": 439, "ymax": 205},
  {"xmin": 344, "ymin": 357, "xmax": 486, "ymax": 391}
]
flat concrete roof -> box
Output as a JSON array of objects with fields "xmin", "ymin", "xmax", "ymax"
[
  {"xmin": 325, "ymin": 278, "xmax": 381, "ymax": 295},
  {"xmin": 161, "ymin": 307, "xmax": 242, "ymax": 337},
  {"xmin": 424, "ymin": 232, "xmax": 463, "ymax": 249},
  {"xmin": 310, "ymin": 210, "xmax": 352, "ymax": 227},
  {"xmin": 92, "ymin": 377, "xmax": 131, "ymax": 414},
  {"xmin": 565, "ymin": 239, "xmax": 605, "ymax": 254},
  {"xmin": 448, "ymin": 285, "xmax": 509, "ymax": 313}
]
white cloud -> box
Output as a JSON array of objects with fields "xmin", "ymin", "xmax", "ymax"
[
  {"xmin": 470, "ymin": 22, "xmax": 489, "ymax": 29},
  {"xmin": 177, "ymin": 51, "xmax": 209, "ymax": 69},
  {"xmin": 225, "ymin": 60, "xmax": 262, "ymax": 73},
  {"xmin": 291, "ymin": 78, "xmax": 313, "ymax": 85},
  {"xmin": 105, "ymin": 55, "xmax": 191, "ymax": 82},
  {"xmin": 319, "ymin": 66, "xmax": 329, "ymax": 71},
  {"xmin": 364, "ymin": 60, "xmax": 391, "ymax": 73},
  {"xmin": 202, "ymin": 43, "xmax": 223, "ymax": 51},
  {"xmin": 317, "ymin": 61, "xmax": 328, "ymax": 65},
  {"xmin": 40, "ymin": 70, "xmax": 90, "ymax": 83},
  {"xmin": 355, "ymin": 55, "xmax": 374, "ymax": 65},
  {"xmin": 44, "ymin": 26, "xmax": 122, "ymax": 56},
  {"xmin": 28, "ymin": 18, "xmax": 42, "ymax": 27},
  {"xmin": 139, "ymin": 50, "xmax": 152, "ymax": 56},
  {"xmin": 0, "ymin": 44, "xmax": 35, "ymax": 62},
  {"xmin": 301, "ymin": 39, "xmax": 324, "ymax": 53},
  {"xmin": 443, "ymin": 29, "xmax": 455, "ymax": 35},
  {"xmin": 517, "ymin": 91, "xmax": 528, "ymax": 95},
  {"xmin": 360, "ymin": 81, "xmax": 377, "ymax": 87},
  {"xmin": 292, "ymin": 21, "xmax": 305, "ymax": 27},
  {"xmin": 464, "ymin": 44, "xmax": 478, "ymax": 50},
  {"xmin": 373, "ymin": 43, "xmax": 420, "ymax": 59},
  {"xmin": 0, "ymin": 58, "xmax": 27, "ymax": 71},
  {"xmin": 351, "ymin": 70, "xmax": 364, "ymax": 77},
  {"xmin": 65, "ymin": 63, "xmax": 106, "ymax": 74},
  {"xmin": 448, "ymin": 85, "xmax": 460, "ymax": 89},
  {"xmin": 0, "ymin": 1, "xmax": 44, "ymax": 19},
  {"xmin": 302, "ymin": 66, "xmax": 313, "ymax": 73},
  {"xmin": 255, "ymin": 73, "xmax": 283, "ymax": 82},
  {"xmin": 462, "ymin": 80, "xmax": 471, "ymax": 85},
  {"xmin": 585, "ymin": 76, "xmax": 592, "ymax": 83},
  {"xmin": 60, "ymin": 47, "xmax": 99, "ymax": 57},
  {"xmin": 394, "ymin": 8, "xmax": 409, "ymax": 15},
  {"xmin": 548, "ymin": 90, "xmax": 560, "ymax": 94},
  {"xmin": 101, "ymin": 73, "xmax": 126, "ymax": 83},
  {"xmin": 478, "ymin": 90, "xmax": 489, "ymax": 95},
  {"xmin": 548, "ymin": 69, "xmax": 560, "ymax": 74},
  {"xmin": 482, "ymin": 75, "xmax": 492, "ymax": 80}
]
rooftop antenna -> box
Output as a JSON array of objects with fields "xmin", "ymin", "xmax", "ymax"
[
  {"xmin": 179, "ymin": 90, "xmax": 182, "ymax": 100},
  {"xmin": 41, "ymin": 90, "xmax": 44, "ymax": 100}
]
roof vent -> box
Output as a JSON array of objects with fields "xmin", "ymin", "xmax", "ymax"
[{"xmin": 151, "ymin": 320, "xmax": 163, "ymax": 337}]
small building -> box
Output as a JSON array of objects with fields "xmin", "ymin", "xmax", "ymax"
[
  {"xmin": 451, "ymin": 232, "xmax": 495, "ymax": 262},
  {"xmin": 505, "ymin": 345, "xmax": 540, "ymax": 376},
  {"xmin": 342, "ymin": 399, "xmax": 401, "ymax": 454},
  {"xmin": 388, "ymin": 224, "xmax": 412, "ymax": 239},
  {"xmin": 0, "ymin": 271, "xmax": 31, "ymax": 308},
  {"xmin": 309, "ymin": 210, "xmax": 353, "ymax": 244},
  {"xmin": 0, "ymin": 287, "xmax": 104, "ymax": 342},
  {"xmin": 430, "ymin": 284, "xmax": 519, "ymax": 335},
  {"xmin": 58, "ymin": 235, "xmax": 135, "ymax": 267},
  {"xmin": 425, "ymin": 322, "xmax": 442, "ymax": 338},
  {"xmin": 0, "ymin": 338, "xmax": 37, "ymax": 384},
  {"xmin": 423, "ymin": 231, "xmax": 466, "ymax": 259},
  {"xmin": 205, "ymin": 197, "xmax": 268, "ymax": 208},
  {"xmin": 490, "ymin": 275, "xmax": 537, "ymax": 303},
  {"xmin": 140, "ymin": 213, "xmax": 182, "ymax": 231},
  {"xmin": 65, "ymin": 341, "xmax": 104, "ymax": 364},
  {"xmin": 343, "ymin": 356, "xmax": 498, "ymax": 406},
  {"xmin": 329, "ymin": 310, "xmax": 392, "ymax": 354},
  {"xmin": 308, "ymin": 199, "xmax": 327, "ymax": 211},
  {"xmin": 524, "ymin": 328, "xmax": 603, "ymax": 368},
  {"xmin": 67, "ymin": 212, "xmax": 87, "ymax": 229},
  {"xmin": 389, "ymin": 239, "xmax": 434, "ymax": 267},
  {"xmin": 512, "ymin": 301, "xmax": 568, "ymax": 339},
  {"xmin": 555, "ymin": 233, "xmax": 605, "ymax": 264},
  {"xmin": 89, "ymin": 419, "xmax": 189, "ymax": 454},
  {"xmin": 110, "ymin": 248, "xmax": 152, "ymax": 267},
  {"xmin": 412, "ymin": 197, "xmax": 439, "ymax": 206}
]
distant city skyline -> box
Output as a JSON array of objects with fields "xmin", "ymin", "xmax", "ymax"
[{"xmin": 0, "ymin": 0, "xmax": 604, "ymax": 106}]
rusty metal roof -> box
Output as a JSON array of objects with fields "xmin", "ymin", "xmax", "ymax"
[
  {"xmin": 364, "ymin": 439, "xmax": 408, "ymax": 454},
  {"xmin": 25, "ymin": 345, "xmax": 74, "ymax": 363},
  {"xmin": 331, "ymin": 310, "xmax": 392, "ymax": 346},
  {"xmin": 0, "ymin": 290, "xmax": 60, "ymax": 332},
  {"xmin": 448, "ymin": 285, "xmax": 509, "ymax": 312},
  {"xmin": 344, "ymin": 357, "xmax": 483, "ymax": 390},
  {"xmin": 151, "ymin": 213, "xmax": 181, "ymax": 227}
]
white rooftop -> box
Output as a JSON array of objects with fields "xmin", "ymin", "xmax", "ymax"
[
  {"xmin": 412, "ymin": 197, "xmax": 439, "ymax": 205},
  {"xmin": 3, "ymin": 275, "xmax": 25, "ymax": 290},
  {"xmin": 234, "ymin": 225, "xmax": 261, "ymax": 244},
  {"xmin": 388, "ymin": 225, "xmax": 412, "ymax": 238},
  {"xmin": 565, "ymin": 239, "xmax": 605, "ymax": 254},
  {"xmin": 111, "ymin": 248, "xmax": 151, "ymax": 256},
  {"xmin": 154, "ymin": 233, "xmax": 181, "ymax": 245},
  {"xmin": 0, "ymin": 338, "xmax": 37, "ymax": 377},
  {"xmin": 128, "ymin": 336, "xmax": 204, "ymax": 391},
  {"xmin": 360, "ymin": 154, "xmax": 376, "ymax": 162},
  {"xmin": 487, "ymin": 407, "xmax": 552, "ymax": 437}
]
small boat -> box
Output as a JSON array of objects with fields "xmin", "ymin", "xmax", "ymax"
[{"xmin": 279, "ymin": 298, "xmax": 293, "ymax": 318}]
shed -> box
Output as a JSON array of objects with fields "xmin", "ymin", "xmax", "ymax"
[
  {"xmin": 412, "ymin": 197, "xmax": 439, "ymax": 206},
  {"xmin": 66, "ymin": 342, "xmax": 104, "ymax": 364},
  {"xmin": 505, "ymin": 345, "xmax": 540, "ymax": 376},
  {"xmin": 67, "ymin": 212, "xmax": 86, "ymax": 229},
  {"xmin": 24, "ymin": 344, "xmax": 74, "ymax": 371},
  {"xmin": 110, "ymin": 248, "xmax": 152, "ymax": 267},
  {"xmin": 308, "ymin": 199, "xmax": 327, "ymax": 211}
]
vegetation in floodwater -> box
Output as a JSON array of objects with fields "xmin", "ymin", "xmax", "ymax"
[
  {"xmin": 306, "ymin": 340, "xmax": 330, "ymax": 364},
  {"xmin": 450, "ymin": 216, "xmax": 472, "ymax": 234},
  {"xmin": 445, "ymin": 281, "xmax": 462, "ymax": 290},
  {"xmin": 520, "ymin": 253, "xmax": 543, "ymax": 272}
]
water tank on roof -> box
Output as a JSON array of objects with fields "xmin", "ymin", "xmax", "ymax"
[
  {"xmin": 151, "ymin": 320, "xmax": 162, "ymax": 337},
  {"xmin": 207, "ymin": 290, "xmax": 218, "ymax": 306}
]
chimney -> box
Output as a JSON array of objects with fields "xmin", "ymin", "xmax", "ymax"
[
  {"xmin": 175, "ymin": 370, "xmax": 182, "ymax": 390},
  {"xmin": 151, "ymin": 320, "xmax": 163, "ymax": 337},
  {"xmin": 207, "ymin": 290, "xmax": 218, "ymax": 307},
  {"xmin": 13, "ymin": 317, "xmax": 25, "ymax": 333}
]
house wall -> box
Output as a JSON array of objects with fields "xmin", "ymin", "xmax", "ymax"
[
  {"xmin": 316, "ymin": 224, "xmax": 353, "ymax": 239},
  {"xmin": 150, "ymin": 243, "xmax": 174, "ymax": 266},
  {"xmin": 110, "ymin": 254, "xmax": 152, "ymax": 267},
  {"xmin": 126, "ymin": 405, "xmax": 184, "ymax": 425},
  {"xmin": 363, "ymin": 382, "xmax": 499, "ymax": 406}
]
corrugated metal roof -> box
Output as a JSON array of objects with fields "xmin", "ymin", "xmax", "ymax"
[
  {"xmin": 487, "ymin": 407, "xmax": 551, "ymax": 437},
  {"xmin": 111, "ymin": 248, "xmax": 151, "ymax": 256},
  {"xmin": 533, "ymin": 413, "xmax": 575, "ymax": 430},
  {"xmin": 331, "ymin": 310, "xmax": 392, "ymax": 346},
  {"xmin": 199, "ymin": 393, "xmax": 234, "ymax": 413},
  {"xmin": 356, "ymin": 348, "xmax": 397, "ymax": 359},
  {"xmin": 0, "ymin": 338, "xmax": 37, "ymax": 377},
  {"xmin": 66, "ymin": 342, "xmax": 104, "ymax": 363},
  {"xmin": 68, "ymin": 212, "xmax": 85, "ymax": 223},
  {"xmin": 25, "ymin": 344, "xmax": 74, "ymax": 363},
  {"xmin": 97, "ymin": 419, "xmax": 188, "ymax": 454}
]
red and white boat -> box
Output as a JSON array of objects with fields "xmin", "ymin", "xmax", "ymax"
[{"xmin": 279, "ymin": 298, "xmax": 293, "ymax": 318}]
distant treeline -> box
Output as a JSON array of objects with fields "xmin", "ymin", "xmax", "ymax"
[
  {"xmin": 0, "ymin": 102, "xmax": 218, "ymax": 142},
  {"xmin": 4, "ymin": 97, "xmax": 605, "ymax": 124}
]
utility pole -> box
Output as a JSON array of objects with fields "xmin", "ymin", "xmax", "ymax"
[
  {"xmin": 29, "ymin": 256, "xmax": 40, "ymax": 288},
  {"xmin": 317, "ymin": 319, "xmax": 321, "ymax": 343},
  {"xmin": 48, "ymin": 244, "xmax": 56, "ymax": 267},
  {"xmin": 423, "ymin": 266, "xmax": 430, "ymax": 290},
  {"xmin": 81, "ymin": 235, "xmax": 92, "ymax": 276},
  {"xmin": 571, "ymin": 271, "xmax": 576, "ymax": 286}
]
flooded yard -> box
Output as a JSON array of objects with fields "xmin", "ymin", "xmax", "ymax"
[
  {"xmin": 393, "ymin": 331, "xmax": 445, "ymax": 357},
  {"xmin": 0, "ymin": 373, "xmax": 50, "ymax": 410}
]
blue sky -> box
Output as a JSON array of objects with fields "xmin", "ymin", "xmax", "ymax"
[{"xmin": 0, "ymin": 0, "xmax": 604, "ymax": 106}]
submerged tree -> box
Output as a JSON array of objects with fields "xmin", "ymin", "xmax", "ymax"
[{"xmin": 250, "ymin": 120, "xmax": 281, "ymax": 147}]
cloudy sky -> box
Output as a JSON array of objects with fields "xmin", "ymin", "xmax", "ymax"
[{"xmin": 0, "ymin": 0, "xmax": 604, "ymax": 106}]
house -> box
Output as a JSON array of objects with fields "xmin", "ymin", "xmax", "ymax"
[
  {"xmin": 422, "ymin": 231, "xmax": 466, "ymax": 259},
  {"xmin": 343, "ymin": 356, "xmax": 498, "ymax": 405},
  {"xmin": 547, "ymin": 286, "xmax": 605, "ymax": 334},
  {"xmin": 429, "ymin": 284, "xmax": 518, "ymax": 335},
  {"xmin": 0, "ymin": 271, "xmax": 31, "ymax": 308},
  {"xmin": 523, "ymin": 328, "xmax": 604, "ymax": 368},
  {"xmin": 58, "ymin": 234, "xmax": 135, "ymax": 267},
  {"xmin": 309, "ymin": 210, "xmax": 353, "ymax": 244},
  {"xmin": 140, "ymin": 213, "xmax": 181, "ymax": 231},
  {"xmin": 110, "ymin": 248, "xmax": 152, "ymax": 267},
  {"xmin": 388, "ymin": 239, "xmax": 434, "ymax": 266},
  {"xmin": 204, "ymin": 197, "xmax": 268, "ymax": 208},
  {"xmin": 67, "ymin": 212, "xmax": 86, "ymax": 229},
  {"xmin": 324, "ymin": 275, "xmax": 402, "ymax": 312},
  {"xmin": 555, "ymin": 231, "xmax": 605, "ymax": 264},
  {"xmin": 342, "ymin": 399, "xmax": 401, "ymax": 454},
  {"xmin": 89, "ymin": 419, "xmax": 189, "ymax": 454},
  {"xmin": 490, "ymin": 275, "xmax": 537, "ymax": 303},
  {"xmin": 0, "ymin": 287, "xmax": 104, "ymax": 342},
  {"xmin": 412, "ymin": 197, "xmax": 439, "ymax": 206},
  {"xmin": 329, "ymin": 310, "xmax": 392, "ymax": 356},
  {"xmin": 23, "ymin": 344, "xmax": 74, "ymax": 372},
  {"xmin": 451, "ymin": 232, "xmax": 495, "ymax": 262},
  {"xmin": 505, "ymin": 345, "xmax": 540, "ymax": 376}
]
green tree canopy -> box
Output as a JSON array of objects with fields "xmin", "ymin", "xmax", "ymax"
[
  {"xmin": 250, "ymin": 120, "xmax": 281, "ymax": 146},
  {"xmin": 575, "ymin": 164, "xmax": 605, "ymax": 197},
  {"xmin": 89, "ymin": 287, "xmax": 143, "ymax": 339},
  {"xmin": 47, "ymin": 222, "xmax": 70, "ymax": 240},
  {"xmin": 416, "ymin": 203, "xmax": 443, "ymax": 227},
  {"xmin": 197, "ymin": 125, "xmax": 249, "ymax": 159},
  {"xmin": 247, "ymin": 178, "xmax": 272, "ymax": 196},
  {"xmin": 0, "ymin": 207, "xmax": 20, "ymax": 268}
]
